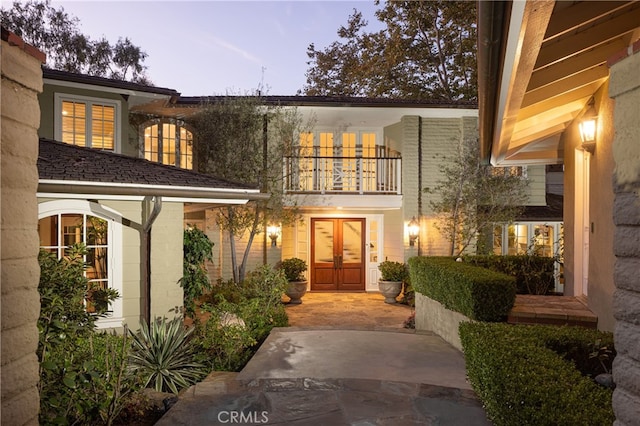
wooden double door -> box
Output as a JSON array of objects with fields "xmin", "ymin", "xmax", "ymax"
[{"xmin": 310, "ymin": 218, "xmax": 365, "ymax": 291}]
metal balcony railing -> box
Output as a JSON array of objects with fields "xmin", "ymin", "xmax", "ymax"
[{"xmin": 283, "ymin": 155, "xmax": 402, "ymax": 194}]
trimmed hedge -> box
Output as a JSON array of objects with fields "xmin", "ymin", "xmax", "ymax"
[
  {"xmin": 459, "ymin": 322, "xmax": 615, "ymax": 426},
  {"xmin": 408, "ymin": 256, "xmax": 516, "ymax": 322},
  {"xmin": 464, "ymin": 255, "xmax": 556, "ymax": 295}
]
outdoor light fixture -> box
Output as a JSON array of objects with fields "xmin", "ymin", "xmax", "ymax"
[
  {"xmin": 267, "ymin": 223, "xmax": 281, "ymax": 247},
  {"xmin": 408, "ymin": 216, "xmax": 420, "ymax": 247},
  {"xmin": 579, "ymin": 101, "xmax": 597, "ymax": 153}
]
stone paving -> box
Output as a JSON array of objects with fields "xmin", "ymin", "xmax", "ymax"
[{"xmin": 157, "ymin": 292, "xmax": 492, "ymax": 425}]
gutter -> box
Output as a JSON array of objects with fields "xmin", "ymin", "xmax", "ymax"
[
  {"xmin": 38, "ymin": 181, "xmax": 269, "ymax": 201},
  {"xmin": 477, "ymin": 0, "xmax": 511, "ymax": 164}
]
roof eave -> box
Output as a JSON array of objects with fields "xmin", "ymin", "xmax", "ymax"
[{"xmin": 37, "ymin": 180, "xmax": 269, "ymax": 202}]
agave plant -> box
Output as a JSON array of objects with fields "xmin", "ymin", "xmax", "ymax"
[{"xmin": 128, "ymin": 317, "xmax": 207, "ymax": 394}]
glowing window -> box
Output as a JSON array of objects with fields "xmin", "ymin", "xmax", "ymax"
[
  {"xmin": 143, "ymin": 122, "xmax": 193, "ymax": 169},
  {"xmin": 57, "ymin": 95, "xmax": 117, "ymax": 150}
]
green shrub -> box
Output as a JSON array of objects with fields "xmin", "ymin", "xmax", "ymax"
[
  {"xmin": 193, "ymin": 265, "xmax": 289, "ymax": 372},
  {"xmin": 38, "ymin": 246, "xmax": 128, "ymax": 425},
  {"xmin": 192, "ymin": 302, "xmax": 258, "ymax": 372},
  {"xmin": 459, "ymin": 322, "xmax": 615, "ymax": 426},
  {"xmin": 128, "ymin": 317, "xmax": 207, "ymax": 394},
  {"xmin": 409, "ymin": 256, "xmax": 516, "ymax": 321},
  {"xmin": 180, "ymin": 227, "xmax": 214, "ymax": 319},
  {"xmin": 276, "ymin": 257, "xmax": 307, "ymax": 281},
  {"xmin": 464, "ymin": 255, "xmax": 556, "ymax": 295},
  {"xmin": 378, "ymin": 260, "xmax": 408, "ymax": 282}
]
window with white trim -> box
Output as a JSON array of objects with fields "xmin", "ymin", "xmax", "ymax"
[
  {"xmin": 142, "ymin": 121, "xmax": 193, "ymax": 169},
  {"xmin": 38, "ymin": 200, "xmax": 123, "ymax": 329},
  {"xmin": 55, "ymin": 94, "xmax": 120, "ymax": 151}
]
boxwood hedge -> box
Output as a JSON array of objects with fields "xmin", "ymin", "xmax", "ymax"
[
  {"xmin": 408, "ymin": 256, "xmax": 516, "ymax": 322},
  {"xmin": 459, "ymin": 322, "xmax": 615, "ymax": 426},
  {"xmin": 464, "ymin": 255, "xmax": 556, "ymax": 295}
]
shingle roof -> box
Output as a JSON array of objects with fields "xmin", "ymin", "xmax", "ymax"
[
  {"xmin": 178, "ymin": 95, "xmax": 478, "ymax": 109},
  {"xmin": 42, "ymin": 68, "xmax": 180, "ymax": 98},
  {"xmin": 38, "ymin": 138, "xmax": 257, "ymax": 191},
  {"xmin": 517, "ymin": 193, "xmax": 564, "ymax": 221}
]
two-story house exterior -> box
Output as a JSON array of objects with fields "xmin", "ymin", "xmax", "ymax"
[
  {"xmin": 37, "ymin": 67, "xmax": 563, "ymax": 326},
  {"xmin": 126, "ymin": 94, "xmax": 562, "ymax": 292},
  {"xmin": 37, "ymin": 69, "xmax": 265, "ymax": 329}
]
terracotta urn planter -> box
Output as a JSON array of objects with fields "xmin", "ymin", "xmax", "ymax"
[
  {"xmin": 378, "ymin": 280, "xmax": 403, "ymax": 304},
  {"xmin": 285, "ymin": 280, "xmax": 308, "ymax": 305}
]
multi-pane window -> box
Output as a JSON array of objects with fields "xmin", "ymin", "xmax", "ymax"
[
  {"xmin": 57, "ymin": 95, "xmax": 118, "ymax": 150},
  {"xmin": 143, "ymin": 122, "xmax": 193, "ymax": 169},
  {"xmin": 294, "ymin": 131, "xmax": 378, "ymax": 191},
  {"xmin": 39, "ymin": 213, "xmax": 110, "ymax": 313},
  {"xmin": 38, "ymin": 201, "xmax": 123, "ymax": 328}
]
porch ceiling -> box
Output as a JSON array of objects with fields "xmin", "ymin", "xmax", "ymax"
[{"xmin": 481, "ymin": 0, "xmax": 640, "ymax": 166}]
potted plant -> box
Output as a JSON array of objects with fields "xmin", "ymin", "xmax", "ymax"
[
  {"xmin": 277, "ymin": 257, "xmax": 308, "ymax": 304},
  {"xmin": 378, "ymin": 260, "xmax": 407, "ymax": 304}
]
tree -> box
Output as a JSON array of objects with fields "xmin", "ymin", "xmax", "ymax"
[
  {"xmin": 1, "ymin": 0, "xmax": 150, "ymax": 83},
  {"xmin": 303, "ymin": 0, "xmax": 477, "ymax": 101},
  {"xmin": 187, "ymin": 95, "xmax": 314, "ymax": 283},
  {"xmin": 427, "ymin": 139, "xmax": 529, "ymax": 256}
]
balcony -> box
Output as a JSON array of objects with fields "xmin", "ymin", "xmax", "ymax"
[{"xmin": 283, "ymin": 155, "xmax": 402, "ymax": 195}]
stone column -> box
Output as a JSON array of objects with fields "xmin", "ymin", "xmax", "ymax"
[
  {"xmin": 1, "ymin": 29, "xmax": 45, "ymax": 425},
  {"xmin": 609, "ymin": 40, "xmax": 640, "ymax": 425}
]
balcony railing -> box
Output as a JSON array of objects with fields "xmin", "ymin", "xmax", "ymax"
[{"xmin": 283, "ymin": 155, "xmax": 402, "ymax": 194}]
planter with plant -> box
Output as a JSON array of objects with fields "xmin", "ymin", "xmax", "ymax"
[
  {"xmin": 378, "ymin": 260, "xmax": 408, "ymax": 304},
  {"xmin": 277, "ymin": 257, "xmax": 308, "ymax": 304}
]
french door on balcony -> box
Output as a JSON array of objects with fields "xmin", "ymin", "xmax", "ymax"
[{"xmin": 311, "ymin": 218, "xmax": 365, "ymax": 291}]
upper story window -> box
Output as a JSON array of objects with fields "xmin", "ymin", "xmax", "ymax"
[
  {"xmin": 55, "ymin": 94, "xmax": 120, "ymax": 151},
  {"xmin": 142, "ymin": 121, "xmax": 193, "ymax": 170}
]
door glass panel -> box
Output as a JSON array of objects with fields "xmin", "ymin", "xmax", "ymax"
[
  {"xmin": 342, "ymin": 220, "xmax": 362, "ymax": 263},
  {"xmin": 313, "ymin": 220, "xmax": 334, "ymax": 262},
  {"xmin": 369, "ymin": 220, "xmax": 378, "ymax": 262}
]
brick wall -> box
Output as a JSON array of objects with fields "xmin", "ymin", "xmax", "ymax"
[
  {"xmin": 609, "ymin": 41, "xmax": 640, "ymax": 425},
  {"xmin": 1, "ymin": 30, "xmax": 45, "ymax": 425}
]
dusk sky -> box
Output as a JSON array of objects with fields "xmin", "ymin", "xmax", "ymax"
[{"xmin": 50, "ymin": 1, "xmax": 384, "ymax": 96}]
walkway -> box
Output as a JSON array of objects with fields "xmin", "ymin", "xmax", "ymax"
[{"xmin": 157, "ymin": 292, "xmax": 492, "ymax": 425}]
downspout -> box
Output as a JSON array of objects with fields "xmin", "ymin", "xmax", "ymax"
[{"xmin": 141, "ymin": 195, "xmax": 162, "ymax": 325}]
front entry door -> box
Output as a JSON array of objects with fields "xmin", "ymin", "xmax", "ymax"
[{"xmin": 311, "ymin": 218, "xmax": 365, "ymax": 291}]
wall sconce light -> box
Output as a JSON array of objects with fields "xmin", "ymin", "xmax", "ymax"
[
  {"xmin": 579, "ymin": 101, "xmax": 597, "ymax": 153},
  {"xmin": 408, "ymin": 216, "xmax": 420, "ymax": 247},
  {"xmin": 267, "ymin": 223, "xmax": 281, "ymax": 247}
]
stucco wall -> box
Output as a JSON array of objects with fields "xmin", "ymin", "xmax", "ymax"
[
  {"xmin": 415, "ymin": 293, "xmax": 470, "ymax": 351},
  {"xmin": 562, "ymin": 82, "xmax": 617, "ymax": 333},
  {"xmin": 609, "ymin": 42, "xmax": 640, "ymax": 425},
  {"xmin": 1, "ymin": 34, "xmax": 44, "ymax": 426},
  {"xmin": 149, "ymin": 201, "xmax": 184, "ymax": 319},
  {"xmin": 588, "ymin": 83, "xmax": 616, "ymax": 331}
]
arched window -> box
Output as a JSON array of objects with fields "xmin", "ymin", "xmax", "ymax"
[
  {"xmin": 38, "ymin": 200, "xmax": 123, "ymax": 329},
  {"xmin": 142, "ymin": 121, "xmax": 193, "ymax": 169}
]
